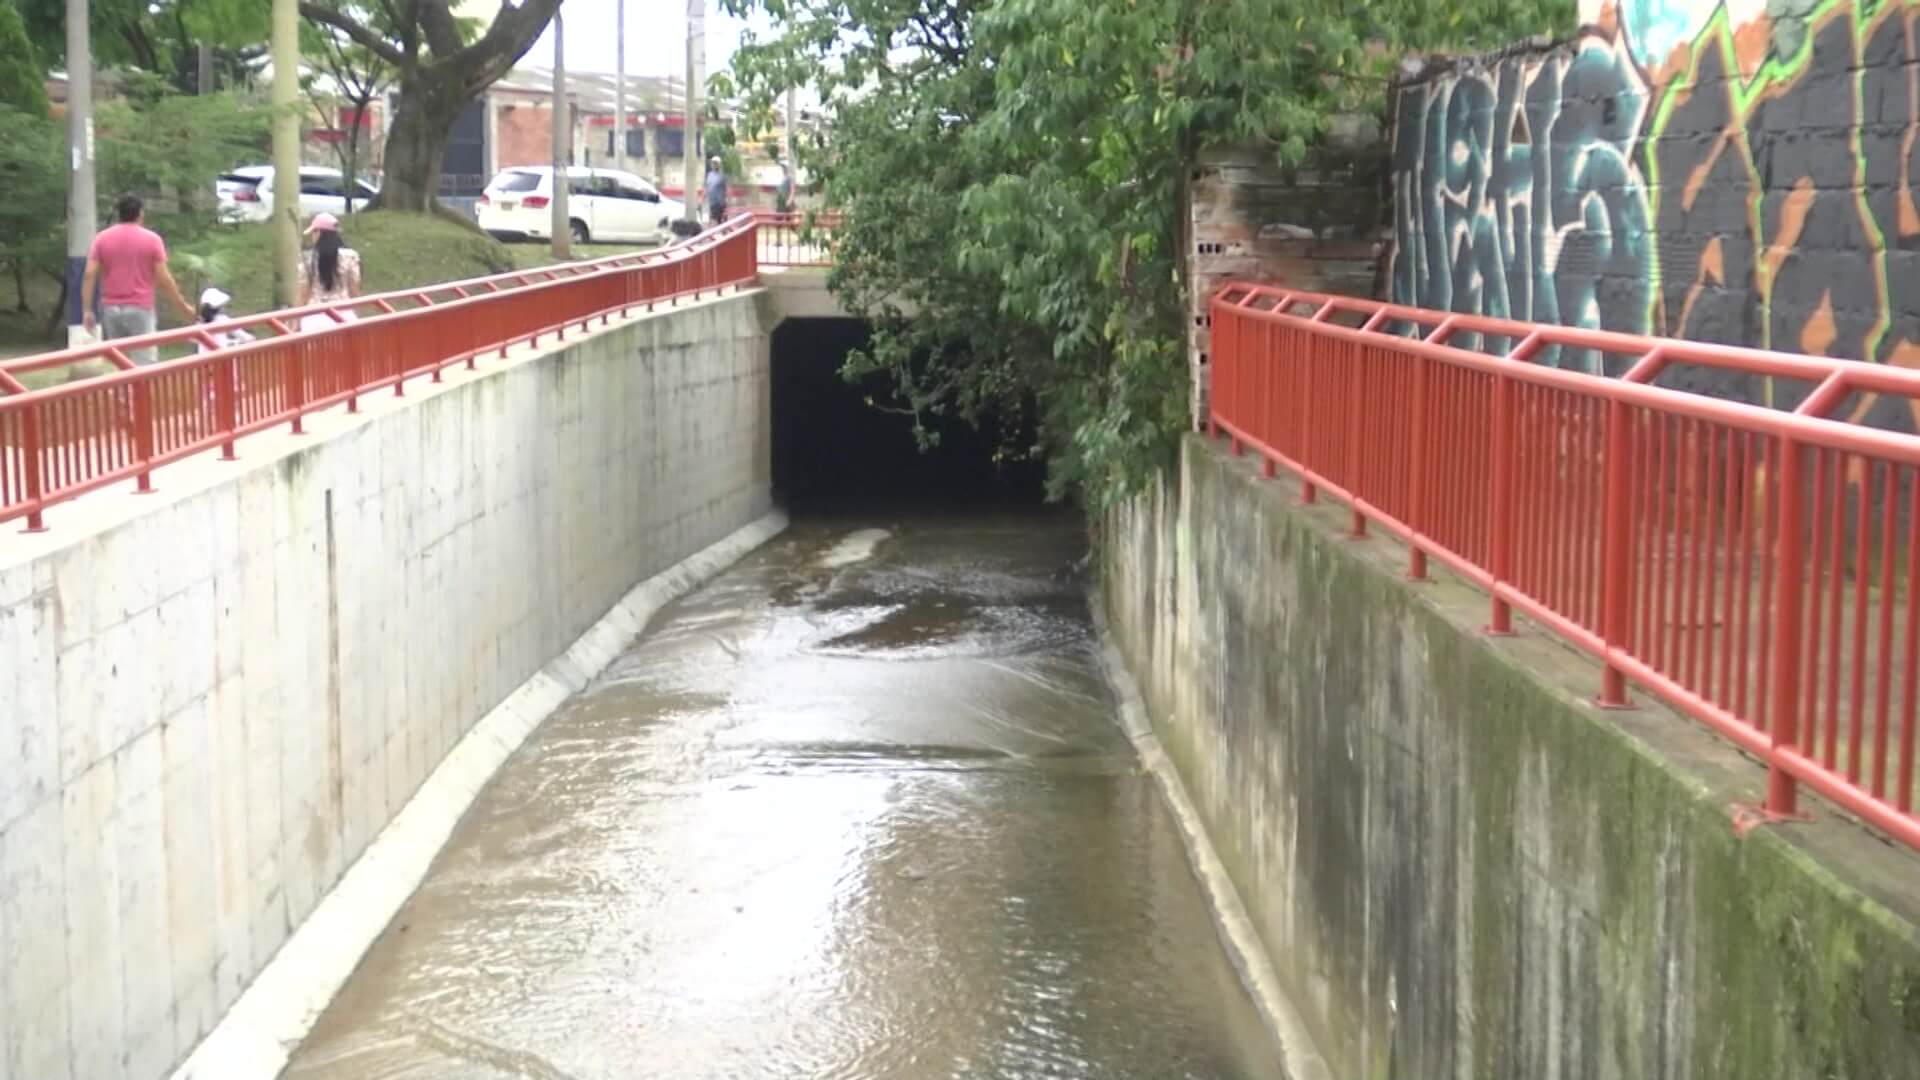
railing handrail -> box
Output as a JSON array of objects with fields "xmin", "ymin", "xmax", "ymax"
[
  {"xmin": 0, "ymin": 212, "xmax": 764, "ymax": 386},
  {"xmin": 1210, "ymin": 279, "xmax": 1920, "ymax": 854},
  {"xmin": 1219, "ymin": 283, "xmax": 1920, "ymax": 406},
  {"xmin": 0, "ymin": 213, "xmax": 802, "ymax": 533},
  {"xmin": 1218, "ymin": 285, "xmax": 1920, "ymax": 466}
]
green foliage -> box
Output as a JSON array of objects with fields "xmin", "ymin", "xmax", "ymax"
[
  {"xmin": 0, "ymin": 83, "xmax": 266, "ymax": 318},
  {"xmin": 0, "ymin": 0, "xmax": 48, "ymax": 114},
  {"xmin": 0, "ymin": 104, "xmax": 64, "ymax": 312},
  {"xmin": 723, "ymin": 0, "xmax": 1574, "ymax": 506},
  {"xmin": 297, "ymin": 0, "xmax": 559, "ymax": 210},
  {"xmin": 20, "ymin": 0, "xmax": 267, "ymax": 90},
  {"xmin": 96, "ymin": 79, "xmax": 270, "ymax": 244}
]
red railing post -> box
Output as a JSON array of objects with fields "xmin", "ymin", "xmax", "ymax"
[
  {"xmin": 1488, "ymin": 368, "xmax": 1516, "ymax": 634},
  {"xmin": 1598, "ymin": 394, "xmax": 1634, "ymax": 705},
  {"xmin": 287, "ymin": 340, "xmax": 307, "ymax": 434},
  {"xmin": 133, "ymin": 376, "xmax": 156, "ymax": 493},
  {"xmin": 1407, "ymin": 348, "xmax": 1431, "ymax": 580},
  {"xmin": 1767, "ymin": 434, "xmax": 1806, "ymax": 817},
  {"xmin": 217, "ymin": 358, "xmax": 239, "ymax": 460},
  {"xmin": 20, "ymin": 406, "xmax": 46, "ymax": 532}
]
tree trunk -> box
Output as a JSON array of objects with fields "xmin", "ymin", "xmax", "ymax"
[
  {"xmin": 12, "ymin": 259, "xmax": 29, "ymax": 313},
  {"xmin": 373, "ymin": 72, "xmax": 467, "ymax": 212},
  {"xmin": 41, "ymin": 271, "xmax": 67, "ymax": 340}
]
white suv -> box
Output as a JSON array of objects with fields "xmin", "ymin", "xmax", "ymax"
[
  {"xmin": 477, "ymin": 167, "xmax": 686, "ymax": 245},
  {"xmin": 215, "ymin": 166, "xmax": 380, "ymax": 224}
]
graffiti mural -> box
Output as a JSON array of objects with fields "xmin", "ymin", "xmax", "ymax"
[
  {"xmin": 1392, "ymin": 34, "xmax": 1654, "ymax": 374},
  {"xmin": 1391, "ymin": 0, "xmax": 1920, "ymax": 428}
]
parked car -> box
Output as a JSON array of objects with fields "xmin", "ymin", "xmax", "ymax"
[
  {"xmin": 477, "ymin": 166, "xmax": 686, "ymax": 245},
  {"xmin": 215, "ymin": 166, "xmax": 380, "ymax": 224}
]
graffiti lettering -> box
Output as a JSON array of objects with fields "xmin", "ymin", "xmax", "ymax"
[
  {"xmin": 1391, "ymin": 1, "xmax": 1920, "ymax": 431},
  {"xmin": 1393, "ymin": 35, "xmax": 1654, "ymax": 373}
]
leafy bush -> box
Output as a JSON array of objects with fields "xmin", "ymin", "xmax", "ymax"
[{"xmin": 724, "ymin": 0, "xmax": 1573, "ymax": 507}]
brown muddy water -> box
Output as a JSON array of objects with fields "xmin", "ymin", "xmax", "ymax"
[{"xmin": 284, "ymin": 514, "xmax": 1283, "ymax": 1079}]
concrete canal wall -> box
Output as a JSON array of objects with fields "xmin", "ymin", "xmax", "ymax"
[
  {"xmin": 1103, "ymin": 434, "xmax": 1920, "ymax": 1079},
  {"xmin": 0, "ymin": 291, "xmax": 775, "ymax": 1080}
]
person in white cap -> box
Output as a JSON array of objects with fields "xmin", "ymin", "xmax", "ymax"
[
  {"xmin": 297, "ymin": 212, "xmax": 362, "ymax": 312},
  {"xmin": 705, "ymin": 156, "xmax": 729, "ymax": 225},
  {"xmin": 194, "ymin": 287, "xmax": 254, "ymax": 353}
]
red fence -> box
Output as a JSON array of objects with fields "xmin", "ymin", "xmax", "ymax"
[
  {"xmin": 0, "ymin": 213, "xmax": 812, "ymax": 532},
  {"xmin": 753, "ymin": 211, "xmax": 839, "ymax": 267},
  {"xmin": 1211, "ymin": 282, "xmax": 1920, "ymax": 852}
]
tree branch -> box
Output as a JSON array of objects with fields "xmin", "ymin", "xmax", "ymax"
[
  {"xmin": 418, "ymin": 0, "xmax": 461, "ymax": 58},
  {"xmin": 451, "ymin": 0, "xmax": 561, "ymax": 93},
  {"xmin": 298, "ymin": 2, "xmax": 405, "ymax": 65}
]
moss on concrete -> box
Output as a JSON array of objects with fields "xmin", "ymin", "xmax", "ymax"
[{"xmin": 1102, "ymin": 434, "xmax": 1920, "ymax": 1080}]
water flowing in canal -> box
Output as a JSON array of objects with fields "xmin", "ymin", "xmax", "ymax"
[{"xmin": 285, "ymin": 513, "xmax": 1283, "ymax": 1079}]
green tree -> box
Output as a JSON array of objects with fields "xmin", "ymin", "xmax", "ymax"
[
  {"xmin": 722, "ymin": 0, "xmax": 1572, "ymax": 505},
  {"xmin": 0, "ymin": 0, "xmax": 48, "ymax": 114},
  {"xmin": 298, "ymin": 0, "xmax": 559, "ymax": 212},
  {"xmin": 20, "ymin": 0, "xmax": 267, "ymax": 93},
  {"xmin": 96, "ymin": 76, "xmax": 271, "ymax": 245},
  {"xmin": 301, "ymin": 18, "xmax": 405, "ymax": 213},
  {"xmin": 0, "ymin": 0, "xmax": 56, "ymax": 315},
  {"xmin": 0, "ymin": 106, "xmax": 63, "ymax": 313},
  {"xmin": 0, "ymin": 79, "xmax": 266, "ymax": 329}
]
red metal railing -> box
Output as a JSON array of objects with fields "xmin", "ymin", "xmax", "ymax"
[
  {"xmin": 0, "ymin": 213, "xmax": 772, "ymax": 531},
  {"xmin": 753, "ymin": 211, "xmax": 839, "ymax": 267},
  {"xmin": 1211, "ymin": 282, "xmax": 1920, "ymax": 852}
]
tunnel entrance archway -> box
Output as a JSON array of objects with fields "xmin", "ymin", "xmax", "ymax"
[{"xmin": 771, "ymin": 318, "xmax": 1046, "ymax": 512}]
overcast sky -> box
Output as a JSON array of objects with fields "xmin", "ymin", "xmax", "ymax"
[{"xmin": 522, "ymin": 0, "xmax": 777, "ymax": 79}]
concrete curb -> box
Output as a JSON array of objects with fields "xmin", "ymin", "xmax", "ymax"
[
  {"xmin": 1089, "ymin": 600, "xmax": 1334, "ymax": 1080},
  {"xmin": 169, "ymin": 510, "xmax": 789, "ymax": 1080}
]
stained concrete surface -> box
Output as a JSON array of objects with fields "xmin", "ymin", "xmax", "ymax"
[{"xmin": 285, "ymin": 514, "xmax": 1281, "ymax": 1079}]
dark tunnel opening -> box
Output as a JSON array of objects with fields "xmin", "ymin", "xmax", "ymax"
[{"xmin": 771, "ymin": 318, "xmax": 1049, "ymax": 513}]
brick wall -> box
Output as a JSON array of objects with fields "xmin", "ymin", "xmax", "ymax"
[{"xmin": 1186, "ymin": 144, "xmax": 1386, "ymax": 428}]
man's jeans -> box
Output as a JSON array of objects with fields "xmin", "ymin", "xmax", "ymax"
[{"xmin": 100, "ymin": 304, "xmax": 158, "ymax": 366}]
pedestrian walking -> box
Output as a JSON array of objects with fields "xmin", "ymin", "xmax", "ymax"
[
  {"xmin": 80, "ymin": 194, "xmax": 196, "ymax": 365},
  {"xmin": 775, "ymin": 160, "xmax": 795, "ymax": 216},
  {"xmin": 194, "ymin": 287, "xmax": 254, "ymax": 353},
  {"xmin": 705, "ymin": 156, "xmax": 729, "ymax": 226},
  {"xmin": 297, "ymin": 213, "xmax": 363, "ymax": 332}
]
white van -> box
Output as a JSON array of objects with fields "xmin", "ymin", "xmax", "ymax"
[{"xmin": 477, "ymin": 166, "xmax": 687, "ymax": 245}]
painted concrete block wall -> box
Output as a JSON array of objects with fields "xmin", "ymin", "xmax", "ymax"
[
  {"xmin": 1391, "ymin": 0, "xmax": 1920, "ymax": 430},
  {"xmin": 1102, "ymin": 435, "xmax": 1920, "ymax": 1079},
  {"xmin": 0, "ymin": 292, "xmax": 772, "ymax": 1080}
]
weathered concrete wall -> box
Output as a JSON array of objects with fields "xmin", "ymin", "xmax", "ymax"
[
  {"xmin": 1104, "ymin": 435, "xmax": 1920, "ymax": 1079},
  {"xmin": 0, "ymin": 292, "xmax": 772, "ymax": 1080},
  {"xmin": 1391, "ymin": 0, "xmax": 1920, "ymax": 430},
  {"xmin": 1187, "ymin": 143, "xmax": 1386, "ymax": 429}
]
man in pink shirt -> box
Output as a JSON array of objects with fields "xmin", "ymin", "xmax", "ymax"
[{"xmin": 81, "ymin": 194, "xmax": 195, "ymax": 365}]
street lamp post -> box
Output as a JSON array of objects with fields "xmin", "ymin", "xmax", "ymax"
[
  {"xmin": 551, "ymin": 7, "xmax": 570, "ymax": 259},
  {"xmin": 614, "ymin": 0, "xmax": 626, "ymax": 175},
  {"xmin": 64, "ymin": 0, "xmax": 95, "ymax": 342},
  {"xmin": 683, "ymin": 0, "xmax": 701, "ymax": 224}
]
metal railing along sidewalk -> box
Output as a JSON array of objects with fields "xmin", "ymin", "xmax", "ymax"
[
  {"xmin": 0, "ymin": 214, "xmax": 781, "ymax": 532},
  {"xmin": 1211, "ymin": 282, "xmax": 1920, "ymax": 853}
]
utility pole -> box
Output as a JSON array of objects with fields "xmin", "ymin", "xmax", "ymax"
[
  {"xmin": 64, "ymin": 0, "xmax": 95, "ymax": 342},
  {"xmin": 197, "ymin": 44, "xmax": 214, "ymax": 94},
  {"xmin": 683, "ymin": 0, "xmax": 701, "ymax": 223},
  {"xmin": 613, "ymin": 0, "xmax": 626, "ymax": 175},
  {"xmin": 551, "ymin": 7, "xmax": 570, "ymax": 259},
  {"xmin": 269, "ymin": 0, "xmax": 300, "ymax": 307},
  {"xmin": 646, "ymin": 109, "xmax": 659, "ymax": 185},
  {"xmin": 782, "ymin": 86, "xmax": 795, "ymax": 164}
]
